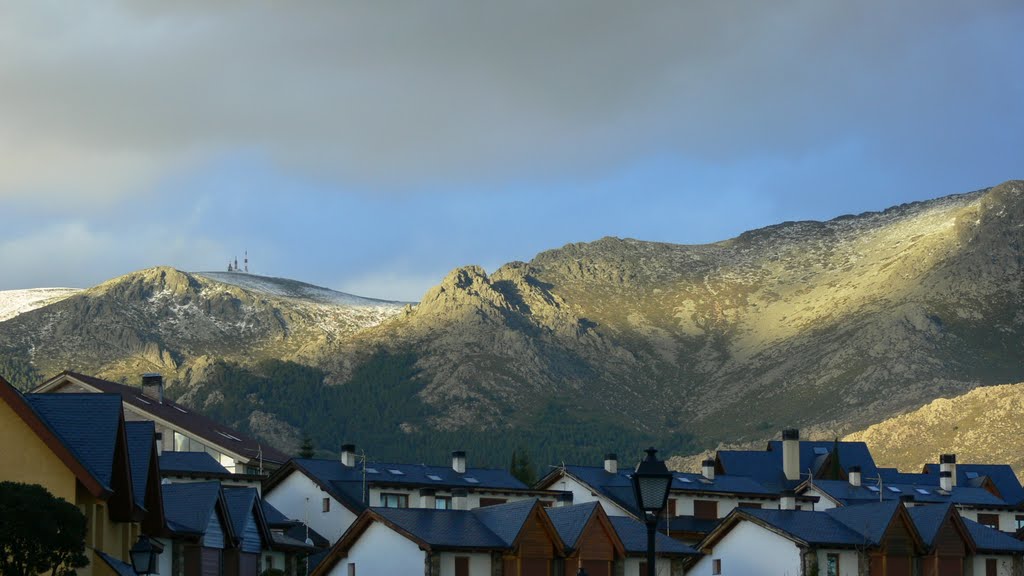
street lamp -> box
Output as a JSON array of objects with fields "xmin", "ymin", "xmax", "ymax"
[
  {"xmin": 129, "ymin": 534, "xmax": 158, "ymax": 575},
  {"xmin": 630, "ymin": 447, "xmax": 672, "ymax": 576}
]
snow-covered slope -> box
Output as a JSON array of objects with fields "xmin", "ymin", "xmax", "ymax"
[
  {"xmin": 0, "ymin": 288, "xmax": 81, "ymax": 322},
  {"xmin": 195, "ymin": 272, "xmax": 410, "ymax": 308}
]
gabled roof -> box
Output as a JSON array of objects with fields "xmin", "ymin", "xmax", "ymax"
[
  {"xmin": 546, "ymin": 502, "xmax": 599, "ymax": 549},
  {"xmin": 266, "ymin": 457, "xmax": 534, "ymax": 515},
  {"xmin": 125, "ymin": 421, "xmax": 156, "ymax": 510},
  {"xmin": 906, "ymin": 503, "xmax": 975, "ymax": 554},
  {"xmin": 371, "ymin": 507, "xmax": 510, "ymax": 549},
  {"xmin": 825, "ymin": 500, "xmax": 910, "ymax": 546},
  {"xmin": 607, "ymin": 516, "xmax": 700, "ymax": 557},
  {"xmin": 738, "ymin": 509, "xmax": 868, "ymax": 547},
  {"xmin": 161, "ymin": 480, "xmax": 234, "ymax": 540},
  {"xmin": 24, "ymin": 393, "xmax": 124, "ymax": 493},
  {"xmin": 805, "ymin": 479, "xmax": 1009, "ymax": 508},
  {"xmin": 471, "ymin": 498, "xmax": 545, "ymax": 546},
  {"xmin": 160, "ymin": 452, "xmax": 231, "ymax": 476},
  {"xmin": 962, "ymin": 517, "xmax": 1024, "ymax": 554},
  {"xmin": 260, "ymin": 499, "xmax": 298, "ymax": 528},
  {"xmin": 922, "ymin": 464, "xmax": 1024, "ymax": 504},
  {"xmin": 223, "ymin": 487, "xmax": 273, "ymax": 550},
  {"xmin": 37, "ymin": 371, "xmax": 289, "ymax": 466},
  {"xmin": 535, "ymin": 465, "xmax": 640, "ymax": 516},
  {"xmin": 717, "ymin": 440, "xmax": 879, "ymax": 490}
]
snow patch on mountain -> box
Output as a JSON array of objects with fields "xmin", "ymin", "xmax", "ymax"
[
  {"xmin": 0, "ymin": 288, "xmax": 81, "ymax": 322},
  {"xmin": 195, "ymin": 272, "xmax": 411, "ymax": 308}
]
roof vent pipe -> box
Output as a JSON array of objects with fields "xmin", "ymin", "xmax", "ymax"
[{"xmin": 604, "ymin": 453, "xmax": 618, "ymax": 475}]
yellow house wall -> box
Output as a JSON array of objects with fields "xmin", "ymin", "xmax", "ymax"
[{"xmin": 0, "ymin": 394, "xmax": 78, "ymax": 502}]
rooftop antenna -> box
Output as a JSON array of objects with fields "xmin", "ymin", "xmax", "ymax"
[
  {"xmin": 244, "ymin": 250, "xmax": 248, "ymax": 273},
  {"xmin": 360, "ymin": 450, "xmax": 369, "ymax": 504},
  {"xmin": 864, "ymin": 474, "xmax": 884, "ymax": 502},
  {"xmin": 257, "ymin": 444, "xmax": 264, "ymax": 476}
]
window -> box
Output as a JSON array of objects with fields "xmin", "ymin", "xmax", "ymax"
[
  {"xmin": 638, "ymin": 561, "xmax": 647, "ymax": 575},
  {"xmin": 826, "ymin": 553, "xmax": 839, "ymax": 576},
  {"xmin": 380, "ymin": 493, "xmax": 409, "ymax": 508},
  {"xmin": 694, "ymin": 500, "xmax": 718, "ymax": 520},
  {"xmin": 1016, "ymin": 515, "xmax": 1024, "ymax": 531},
  {"xmin": 986, "ymin": 558, "xmax": 997, "ymax": 576},
  {"xmin": 455, "ymin": 557, "xmax": 470, "ymax": 576},
  {"xmin": 978, "ymin": 514, "xmax": 1000, "ymax": 530},
  {"xmin": 435, "ymin": 496, "xmax": 452, "ymax": 510},
  {"xmin": 712, "ymin": 559, "xmax": 722, "ymax": 575},
  {"xmin": 348, "ymin": 564, "xmax": 356, "ymax": 576},
  {"xmin": 479, "ymin": 498, "xmax": 507, "ymax": 507},
  {"xmin": 322, "ymin": 498, "xmax": 330, "ymax": 513},
  {"xmin": 666, "ymin": 498, "xmax": 676, "ymax": 516}
]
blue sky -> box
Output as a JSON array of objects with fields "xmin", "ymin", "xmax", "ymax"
[{"xmin": 0, "ymin": 1, "xmax": 1021, "ymax": 300}]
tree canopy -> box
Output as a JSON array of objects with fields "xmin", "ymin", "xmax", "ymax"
[{"xmin": 0, "ymin": 482, "xmax": 89, "ymax": 576}]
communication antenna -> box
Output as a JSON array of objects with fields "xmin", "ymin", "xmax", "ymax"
[{"xmin": 244, "ymin": 250, "xmax": 249, "ymax": 273}]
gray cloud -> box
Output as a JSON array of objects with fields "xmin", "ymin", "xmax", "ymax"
[{"xmin": 2, "ymin": 0, "xmax": 1020, "ymax": 202}]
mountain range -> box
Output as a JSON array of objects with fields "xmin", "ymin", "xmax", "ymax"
[{"xmin": 1, "ymin": 180, "xmax": 1021, "ymax": 470}]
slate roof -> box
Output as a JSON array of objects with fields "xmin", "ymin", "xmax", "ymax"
[
  {"xmin": 907, "ymin": 503, "xmax": 956, "ymax": 547},
  {"xmin": 546, "ymin": 502, "xmax": 599, "ymax": 549},
  {"xmin": 672, "ymin": 472, "xmax": 778, "ymax": 496},
  {"xmin": 160, "ymin": 452, "xmax": 231, "ymax": 475},
  {"xmin": 372, "ymin": 507, "xmax": 510, "ymax": 549},
  {"xmin": 276, "ymin": 458, "xmax": 531, "ymax": 514},
  {"xmin": 261, "ymin": 499, "xmax": 298, "ymax": 528},
  {"xmin": 94, "ymin": 550, "xmax": 137, "ymax": 576},
  {"xmin": 55, "ymin": 372, "xmax": 289, "ymax": 465},
  {"xmin": 657, "ymin": 515, "xmax": 721, "ymax": 536},
  {"xmin": 607, "ymin": 516, "xmax": 700, "ymax": 557},
  {"xmin": 825, "ymin": 500, "xmax": 904, "ymax": 545},
  {"xmin": 473, "ymin": 498, "xmax": 544, "ymax": 546},
  {"xmin": 922, "ymin": 464, "xmax": 1024, "ymax": 505},
  {"xmin": 962, "ymin": 517, "xmax": 1024, "ymax": 554},
  {"xmin": 877, "ymin": 468, "xmax": 935, "ymax": 485},
  {"xmin": 718, "ymin": 440, "xmax": 879, "ymax": 491},
  {"xmin": 741, "ymin": 509, "xmax": 868, "ymax": 547},
  {"xmin": 125, "ymin": 421, "xmax": 156, "ymax": 509},
  {"xmin": 24, "ymin": 393, "xmax": 123, "ymax": 492},
  {"xmin": 223, "ymin": 487, "xmax": 260, "ymax": 538},
  {"xmin": 809, "ymin": 479, "xmax": 1008, "ymax": 507},
  {"xmin": 161, "ymin": 481, "xmax": 223, "ymax": 535}
]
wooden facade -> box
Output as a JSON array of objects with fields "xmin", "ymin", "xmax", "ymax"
[
  {"xmin": 561, "ymin": 506, "xmax": 624, "ymax": 576},
  {"xmin": 919, "ymin": 508, "xmax": 973, "ymax": 576},
  {"xmin": 867, "ymin": 507, "xmax": 926, "ymax": 576},
  {"xmin": 503, "ymin": 506, "xmax": 561, "ymax": 576}
]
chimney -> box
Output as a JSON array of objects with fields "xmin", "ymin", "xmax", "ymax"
[
  {"xmin": 702, "ymin": 458, "xmax": 716, "ymax": 481},
  {"xmin": 848, "ymin": 465, "xmax": 861, "ymax": 487},
  {"xmin": 452, "ymin": 451, "xmax": 467, "ymax": 474},
  {"xmin": 780, "ymin": 489, "xmax": 796, "ymax": 511},
  {"xmin": 940, "ymin": 470, "xmax": 953, "ymax": 492},
  {"xmin": 141, "ymin": 373, "xmax": 164, "ymax": 404},
  {"xmin": 940, "ymin": 454, "xmax": 957, "ymax": 486},
  {"xmin": 452, "ymin": 488, "xmax": 468, "ymax": 511},
  {"xmin": 556, "ymin": 492, "xmax": 574, "ymax": 508},
  {"xmin": 604, "ymin": 453, "xmax": 618, "ymax": 474},
  {"xmin": 419, "ymin": 488, "xmax": 436, "ymax": 510},
  {"xmin": 782, "ymin": 429, "xmax": 800, "ymax": 482},
  {"xmin": 341, "ymin": 444, "xmax": 357, "ymax": 467},
  {"xmin": 899, "ymin": 494, "xmax": 916, "ymax": 507},
  {"xmin": 155, "ymin": 432, "xmax": 163, "ymax": 456}
]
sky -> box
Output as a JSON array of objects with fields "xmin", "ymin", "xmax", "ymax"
[{"xmin": 0, "ymin": 1, "xmax": 1021, "ymax": 301}]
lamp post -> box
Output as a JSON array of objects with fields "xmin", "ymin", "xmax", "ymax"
[
  {"xmin": 129, "ymin": 534, "xmax": 157, "ymax": 576},
  {"xmin": 630, "ymin": 447, "xmax": 672, "ymax": 576}
]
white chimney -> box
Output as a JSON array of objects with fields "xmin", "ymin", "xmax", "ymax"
[
  {"xmin": 419, "ymin": 488, "xmax": 436, "ymax": 509},
  {"xmin": 940, "ymin": 470, "xmax": 953, "ymax": 492},
  {"xmin": 702, "ymin": 458, "xmax": 716, "ymax": 481},
  {"xmin": 142, "ymin": 373, "xmax": 164, "ymax": 404},
  {"xmin": 556, "ymin": 492, "xmax": 574, "ymax": 508},
  {"xmin": 155, "ymin": 432, "xmax": 163, "ymax": 456},
  {"xmin": 848, "ymin": 465, "xmax": 861, "ymax": 487},
  {"xmin": 452, "ymin": 451, "xmax": 467, "ymax": 474},
  {"xmin": 940, "ymin": 454, "xmax": 957, "ymax": 486},
  {"xmin": 780, "ymin": 490, "xmax": 796, "ymax": 511},
  {"xmin": 782, "ymin": 429, "xmax": 800, "ymax": 482},
  {"xmin": 604, "ymin": 453, "xmax": 618, "ymax": 474},
  {"xmin": 452, "ymin": 488, "xmax": 468, "ymax": 511},
  {"xmin": 341, "ymin": 444, "xmax": 356, "ymax": 467}
]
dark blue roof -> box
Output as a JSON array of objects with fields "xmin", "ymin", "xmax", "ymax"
[
  {"xmin": 962, "ymin": 517, "xmax": 1024, "ymax": 554},
  {"xmin": 554, "ymin": 466, "xmax": 639, "ymax": 515},
  {"xmin": 811, "ymin": 479, "xmax": 1008, "ymax": 507},
  {"xmin": 161, "ymin": 481, "xmax": 222, "ymax": 535},
  {"xmin": 607, "ymin": 516, "xmax": 699, "ymax": 556},
  {"xmin": 471, "ymin": 498, "xmax": 539, "ymax": 546},
  {"xmin": 923, "ymin": 464, "xmax": 1024, "ymax": 505},
  {"xmin": 125, "ymin": 421, "xmax": 155, "ymax": 509},
  {"xmin": 825, "ymin": 500, "xmax": 902, "ymax": 545},
  {"xmin": 261, "ymin": 499, "xmax": 296, "ymax": 527},
  {"xmin": 94, "ymin": 550, "xmax": 137, "ymax": 576},
  {"xmin": 907, "ymin": 503, "xmax": 956, "ymax": 547},
  {"xmin": 672, "ymin": 472, "xmax": 777, "ymax": 496},
  {"xmin": 25, "ymin": 393, "xmax": 123, "ymax": 492},
  {"xmin": 372, "ymin": 507, "xmax": 509, "ymax": 549},
  {"xmin": 877, "ymin": 468, "xmax": 935, "ymax": 485},
  {"xmin": 658, "ymin": 515, "xmax": 721, "ymax": 536},
  {"xmin": 160, "ymin": 452, "xmax": 231, "ymax": 475},
  {"xmin": 742, "ymin": 509, "xmax": 868, "ymax": 547},
  {"xmin": 223, "ymin": 487, "xmax": 259, "ymax": 537},
  {"xmin": 546, "ymin": 502, "xmax": 599, "ymax": 548},
  {"xmin": 718, "ymin": 441, "xmax": 879, "ymax": 491}
]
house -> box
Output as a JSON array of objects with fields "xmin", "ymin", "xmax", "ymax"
[
  {"xmin": 546, "ymin": 501, "xmax": 626, "ymax": 575},
  {"xmin": 263, "ymin": 446, "xmax": 563, "ymax": 544},
  {"xmin": 160, "ymin": 481, "xmax": 237, "ymax": 576},
  {"xmin": 961, "ymin": 516, "xmax": 1024, "ymax": 576},
  {"xmin": 34, "ymin": 371, "xmax": 290, "ymax": 474},
  {"xmin": 534, "ymin": 452, "xmax": 814, "ymax": 544},
  {"xmin": 906, "ymin": 503, "xmax": 975, "ymax": 576},
  {"xmin": 0, "ymin": 376, "xmax": 164, "ymax": 576},
  {"xmin": 311, "ymin": 498, "xmax": 565, "ymax": 576},
  {"xmin": 692, "ymin": 500, "xmax": 926, "ymax": 576},
  {"xmin": 606, "ymin": 516, "xmax": 700, "ymax": 576},
  {"xmin": 160, "ymin": 451, "xmax": 266, "ymax": 492}
]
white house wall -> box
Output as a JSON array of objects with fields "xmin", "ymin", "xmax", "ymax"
[
  {"xmin": 692, "ymin": 520, "xmax": 801, "ymax": 576},
  {"xmin": 813, "ymin": 549, "xmax": 859, "ymax": 576},
  {"xmin": 621, "ymin": 557, "xmax": 674, "ymax": 576},
  {"xmin": 325, "ymin": 522, "xmax": 425, "ymax": 576},
  {"xmin": 546, "ymin": 475, "xmax": 632, "ymax": 517},
  {"xmin": 955, "ymin": 508, "xmax": 1019, "ymax": 533},
  {"xmin": 265, "ymin": 471, "xmax": 358, "ymax": 544},
  {"xmin": 672, "ymin": 495, "xmax": 780, "ymax": 519},
  {"xmin": 439, "ymin": 552, "xmax": 492, "ymax": 576},
  {"xmin": 365, "ymin": 486, "xmax": 537, "ymax": 510},
  {"xmin": 155, "ymin": 538, "xmax": 173, "ymax": 576},
  {"xmin": 971, "ymin": 555, "xmax": 1016, "ymax": 576}
]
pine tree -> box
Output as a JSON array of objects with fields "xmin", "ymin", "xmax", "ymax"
[
  {"xmin": 510, "ymin": 447, "xmax": 537, "ymax": 485},
  {"xmin": 298, "ymin": 433, "xmax": 315, "ymax": 459}
]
